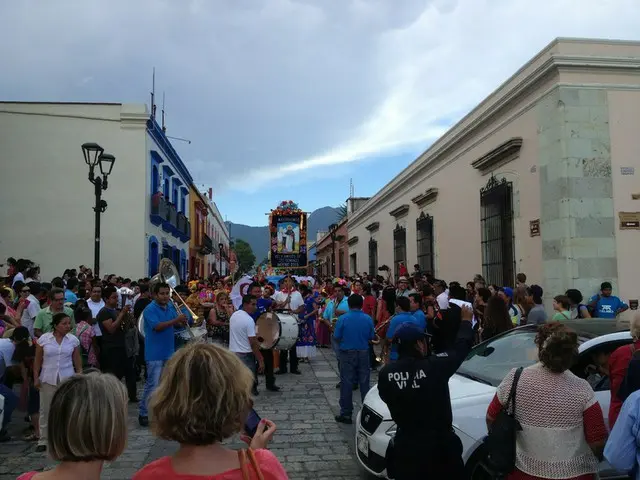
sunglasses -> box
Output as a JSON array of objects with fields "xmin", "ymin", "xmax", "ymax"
[{"xmin": 21, "ymin": 289, "xmax": 30, "ymax": 293}]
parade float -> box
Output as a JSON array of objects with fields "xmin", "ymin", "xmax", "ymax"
[{"xmin": 268, "ymin": 200, "xmax": 308, "ymax": 272}]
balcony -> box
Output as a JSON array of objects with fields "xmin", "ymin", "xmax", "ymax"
[
  {"xmin": 163, "ymin": 202, "xmax": 177, "ymax": 233},
  {"xmin": 200, "ymin": 233, "xmax": 213, "ymax": 255},
  {"xmin": 150, "ymin": 193, "xmax": 169, "ymax": 226},
  {"xmin": 151, "ymin": 193, "xmax": 190, "ymax": 241},
  {"xmin": 177, "ymin": 212, "xmax": 191, "ymax": 242}
]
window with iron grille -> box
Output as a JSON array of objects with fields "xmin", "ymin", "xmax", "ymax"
[
  {"xmin": 416, "ymin": 212, "xmax": 434, "ymax": 275},
  {"xmin": 368, "ymin": 239, "xmax": 378, "ymax": 276},
  {"xmin": 350, "ymin": 253, "xmax": 357, "ymax": 276},
  {"xmin": 480, "ymin": 176, "xmax": 515, "ymax": 287},
  {"xmin": 393, "ymin": 225, "xmax": 407, "ymax": 279}
]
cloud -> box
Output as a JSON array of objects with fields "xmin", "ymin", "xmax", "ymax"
[{"xmin": 2, "ymin": 0, "xmax": 640, "ymax": 192}]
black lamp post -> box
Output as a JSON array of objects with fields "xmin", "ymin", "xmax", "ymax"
[
  {"xmin": 218, "ymin": 243, "xmax": 224, "ymax": 277},
  {"xmin": 329, "ymin": 223, "xmax": 338, "ymax": 277},
  {"xmin": 82, "ymin": 143, "xmax": 116, "ymax": 278}
]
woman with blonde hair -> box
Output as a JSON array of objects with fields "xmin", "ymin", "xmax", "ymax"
[
  {"xmin": 17, "ymin": 371, "xmax": 128, "ymax": 479},
  {"xmin": 134, "ymin": 343, "xmax": 288, "ymax": 479}
]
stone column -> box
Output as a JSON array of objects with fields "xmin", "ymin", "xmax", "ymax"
[{"xmin": 537, "ymin": 86, "xmax": 617, "ymax": 303}]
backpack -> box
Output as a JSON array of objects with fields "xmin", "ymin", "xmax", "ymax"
[{"xmin": 484, "ymin": 367, "xmax": 524, "ymax": 474}]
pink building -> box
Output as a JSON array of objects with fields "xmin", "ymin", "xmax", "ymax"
[{"xmin": 315, "ymin": 218, "xmax": 349, "ymax": 278}]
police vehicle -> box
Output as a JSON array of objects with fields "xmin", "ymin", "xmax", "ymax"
[{"xmin": 356, "ymin": 320, "xmax": 631, "ymax": 479}]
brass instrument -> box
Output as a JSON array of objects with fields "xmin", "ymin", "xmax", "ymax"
[
  {"xmin": 138, "ymin": 259, "xmax": 202, "ymax": 341},
  {"xmin": 119, "ymin": 288, "xmax": 136, "ymax": 331},
  {"xmin": 373, "ymin": 317, "xmax": 393, "ymax": 364}
]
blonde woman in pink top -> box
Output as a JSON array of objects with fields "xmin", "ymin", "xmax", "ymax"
[{"xmin": 134, "ymin": 343, "xmax": 288, "ymax": 480}]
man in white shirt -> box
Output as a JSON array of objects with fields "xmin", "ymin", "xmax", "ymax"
[
  {"xmin": 434, "ymin": 280, "xmax": 450, "ymax": 310},
  {"xmin": 19, "ymin": 282, "xmax": 41, "ymax": 338},
  {"xmin": 229, "ymin": 294, "xmax": 264, "ymax": 396},
  {"xmin": 86, "ymin": 283, "xmax": 105, "ymax": 337},
  {"xmin": 272, "ymin": 278, "xmax": 304, "ymax": 375}
]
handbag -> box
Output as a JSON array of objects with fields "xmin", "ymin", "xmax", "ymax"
[
  {"xmin": 484, "ymin": 366, "xmax": 523, "ymax": 475},
  {"xmin": 238, "ymin": 448, "xmax": 265, "ymax": 480}
]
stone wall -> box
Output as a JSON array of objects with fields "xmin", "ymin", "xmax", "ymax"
[{"xmin": 537, "ymin": 86, "xmax": 617, "ymax": 301}]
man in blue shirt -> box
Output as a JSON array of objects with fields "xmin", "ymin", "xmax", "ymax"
[
  {"xmin": 138, "ymin": 282, "xmax": 188, "ymax": 427},
  {"xmin": 333, "ymin": 294, "xmax": 375, "ymax": 424},
  {"xmin": 589, "ymin": 282, "xmax": 629, "ymax": 319},
  {"xmin": 64, "ymin": 277, "xmax": 78, "ymax": 305},
  {"xmin": 409, "ymin": 293, "xmax": 426, "ymax": 327},
  {"xmin": 386, "ymin": 296, "xmax": 427, "ymax": 362},
  {"xmin": 605, "ymin": 387, "xmax": 640, "ymax": 475}
]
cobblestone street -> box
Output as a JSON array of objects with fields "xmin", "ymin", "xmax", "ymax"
[{"xmin": 0, "ymin": 347, "xmax": 373, "ymax": 480}]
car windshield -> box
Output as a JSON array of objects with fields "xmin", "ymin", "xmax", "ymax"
[{"xmin": 457, "ymin": 326, "xmax": 594, "ymax": 387}]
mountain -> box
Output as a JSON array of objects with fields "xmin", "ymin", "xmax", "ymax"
[{"xmin": 226, "ymin": 206, "xmax": 342, "ymax": 259}]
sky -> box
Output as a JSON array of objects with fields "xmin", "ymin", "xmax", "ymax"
[{"xmin": 3, "ymin": 0, "xmax": 640, "ymax": 226}]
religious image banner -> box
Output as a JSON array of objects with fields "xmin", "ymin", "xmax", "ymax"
[{"xmin": 270, "ymin": 212, "xmax": 307, "ymax": 268}]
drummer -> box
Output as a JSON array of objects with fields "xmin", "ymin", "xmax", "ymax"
[
  {"xmin": 272, "ymin": 276, "xmax": 304, "ymax": 375},
  {"xmin": 247, "ymin": 282, "xmax": 280, "ymax": 392}
]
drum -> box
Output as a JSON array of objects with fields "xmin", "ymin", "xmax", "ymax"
[
  {"xmin": 175, "ymin": 326, "xmax": 208, "ymax": 348},
  {"xmin": 255, "ymin": 312, "xmax": 299, "ymax": 350}
]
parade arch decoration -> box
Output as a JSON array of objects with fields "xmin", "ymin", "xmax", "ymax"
[{"xmin": 269, "ymin": 200, "xmax": 308, "ymax": 269}]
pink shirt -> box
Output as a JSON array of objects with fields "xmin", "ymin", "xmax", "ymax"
[
  {"xmin": 133, "ymin": 450, "xmax": 288, "ymax": 480},
  {"xmin": 17, "ymin": 473, "xmax": 37, "ymax": 480}
]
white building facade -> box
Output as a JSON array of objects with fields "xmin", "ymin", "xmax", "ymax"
[
  {"xmin": 0, "ymin": 102, "xmax": 193, "ymax": 280},
  {"xmin": 347, "ymin": 39, "xmax": 640, "ymax": 316},
  {"xmin": 202, "ymin": 188, "xmax": 230, "ymax": 277}
]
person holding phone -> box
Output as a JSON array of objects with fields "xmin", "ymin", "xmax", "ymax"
[{"xmin": 133, "ymin": 343, "xmax": 288, "ymax": 479}]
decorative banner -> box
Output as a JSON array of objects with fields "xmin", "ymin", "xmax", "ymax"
[{"xmin": 269, "ymin": 201, "xmax": 307, "ymax": 268}]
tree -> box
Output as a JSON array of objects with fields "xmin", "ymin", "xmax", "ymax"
[
  {"xmin": 234, "ymin": 238, "xmax": 256, "ymax": 273},
  {"xmin": 337, "ymin": 203, "xmax": 348, "ymax": 221}
]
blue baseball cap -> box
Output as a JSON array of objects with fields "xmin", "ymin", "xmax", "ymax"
[
  {"xmin": 502, "ymin": 287, "xmax": 513, "ymax": 299},
  {"xmin": 392, "ymin": 322, "xmax": 428, "ymax": 345}
]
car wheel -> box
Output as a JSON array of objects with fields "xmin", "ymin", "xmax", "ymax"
[{"xmin": 465, "ymin": 446, "xmax": 492, "ymax": 480}]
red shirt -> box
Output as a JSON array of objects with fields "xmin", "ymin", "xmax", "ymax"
[
  {"xmin": 608, "ymin": 340, "xmax": 640, "ymax": 428},
  {"xmin": 362, "ymin": 295, "xmax": 376, "ymax": 318},
  {"xmin": 132, "ymin": 450, "xmax": 288, "ymax": 480}
]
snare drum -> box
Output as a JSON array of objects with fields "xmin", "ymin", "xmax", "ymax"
[{"xmin": 255, "ymin": 312, "xmax": 299, "ymax": 350}]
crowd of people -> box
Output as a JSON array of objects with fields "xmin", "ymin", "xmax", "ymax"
[{"xmin": 1, "ymin": 256, "xmax": 639, "ymax": 479}]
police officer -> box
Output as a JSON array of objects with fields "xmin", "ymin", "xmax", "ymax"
[{"xmin": 378, "ymin": 303, "xmax": 474, "ymax": 479}]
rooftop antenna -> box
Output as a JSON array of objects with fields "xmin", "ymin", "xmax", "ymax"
[
  {"xmin": 150, "ymin": 67, "xmax": 156, "ymax": 119},
  {"xmin": 161, "ymin": 91, "xmax": 166, "ymax": 133},
  {"xmin": 349, "ymin": 178, "xmax": 354, "ymax": 198}
]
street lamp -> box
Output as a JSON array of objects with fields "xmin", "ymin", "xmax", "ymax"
[
  {"xmin": 329, "ymin": 223, "xmax": 338, "ymax": 277},
  {"xmin": 82, "ymin": 142, "xmax": 116, "ymax": 278},
  {"xmin": 218, "ymin": 243, "xmax": 224, "ymax": 277}
]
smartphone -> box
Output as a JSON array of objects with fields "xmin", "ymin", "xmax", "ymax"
[{"xmin": 244, "ymin": 408, "xmax": 261, "ymax": 438}]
